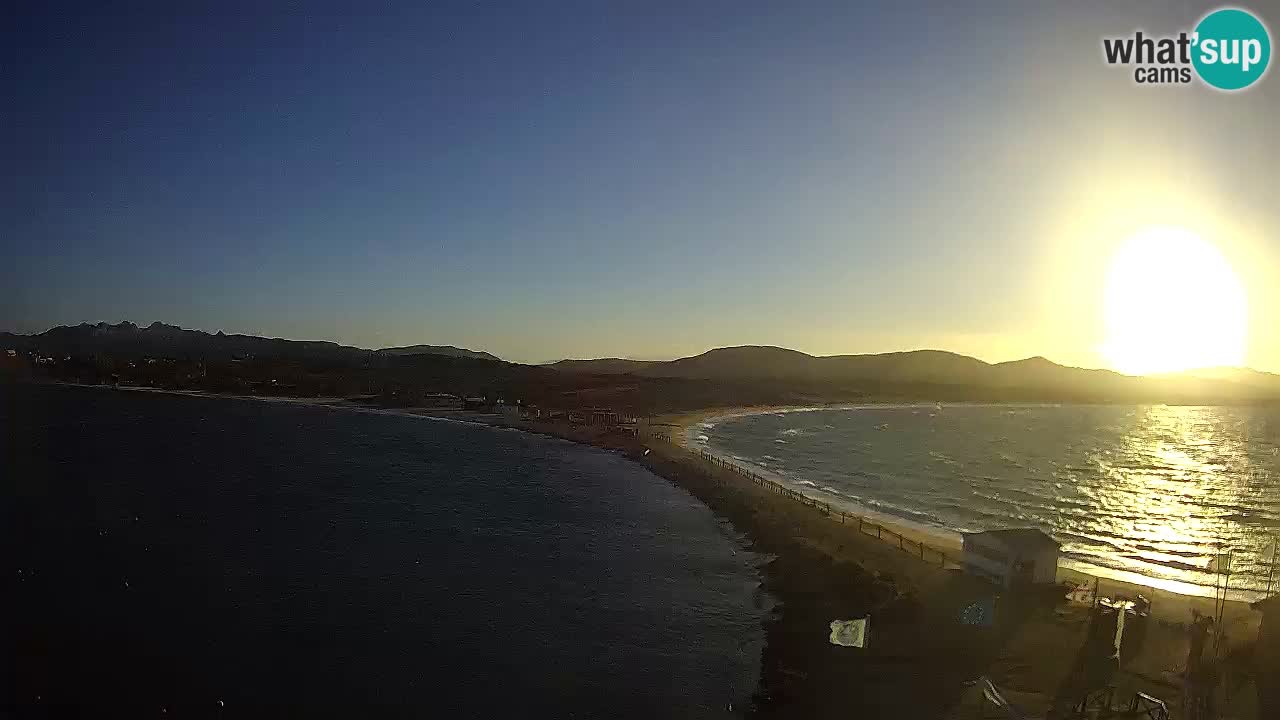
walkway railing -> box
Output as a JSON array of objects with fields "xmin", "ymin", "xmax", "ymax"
[{"xmin": 649, "ymin": 432, "xmax": 954, "ymax": 569}]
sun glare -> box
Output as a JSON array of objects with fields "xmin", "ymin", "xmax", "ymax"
[{"xmin": 1101, "ymin": 227, "xmax": 1247, "ymax": 376}]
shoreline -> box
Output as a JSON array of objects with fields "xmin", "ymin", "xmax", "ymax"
[
  {"xmin": 35, "ymin": 383, "xmax": 1264, "ymax": 716},
  {"xmin": 672, "ymin": 403, "xmax": 1272, "ymax": 606}
]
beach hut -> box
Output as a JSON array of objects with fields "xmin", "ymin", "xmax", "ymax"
[{"xmin": 961, "ymin": 528, "xmax": 1061, "ymax": 588}]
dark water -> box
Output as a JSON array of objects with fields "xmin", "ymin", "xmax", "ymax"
[
  {"xmin": 5, "ymin": 384, "xmax": 767, "ymax": 717},
  {"xmin": 697, "ymin": 404, "xmax": 1280, "ymax": 600}
]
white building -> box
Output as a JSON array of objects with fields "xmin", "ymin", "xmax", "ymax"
[{"xmin": 962, "ymin": 528, "xmax": 1061, "ymax": 588}]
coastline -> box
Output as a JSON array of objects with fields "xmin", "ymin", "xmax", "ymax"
[
  {"xmin": 40, "ymin": 384, "xmax": 1264, "ymax": 717},
  {"xmin": 673, "ymin": 404, "xmax": 1269, "ymax": 602},
  {"xmin": 661, "ymin": 403, "xmax": 1262, "ymax": 716}
]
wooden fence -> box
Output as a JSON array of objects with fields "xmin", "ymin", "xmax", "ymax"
[{"xmin": 653, "ymin": 435, "xmax": 953, "ymax": 569}]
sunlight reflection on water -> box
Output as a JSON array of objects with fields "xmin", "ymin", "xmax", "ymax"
[{"xmin": 705, "ymin": 404, "xmax": 1280, "ymax": 600}]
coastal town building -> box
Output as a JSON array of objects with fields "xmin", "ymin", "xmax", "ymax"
[
  {"xmin": 961, "ymin": 528, "xmax": 1061, "ymax": 588},
  {"xmin": 421, "ymin": 393, "xmax": 461, "ymax": 408},
  {"xmin": 567, "ymin": 408, "xmax": 637, "ymax": 427}
]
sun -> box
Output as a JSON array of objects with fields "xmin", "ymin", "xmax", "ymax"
[{"xmin": 1101, "ymin": 227, "xmax": 1248, "ymax": 376}]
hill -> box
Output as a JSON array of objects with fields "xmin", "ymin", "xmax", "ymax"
[
  {"xmin": 6, "ymin": 323, "xmax": 1279, "ymax": 407},
  {"xmin": 1, "ymin": 322, "xmax": 500, "ymax": 364},
  {"xmin": 378, "ymin": 345, "xmax": 501, "ymax": 362},
  {"xmin": 550, "ymin": 345, "xmax": 1280, "ymax": 404}
]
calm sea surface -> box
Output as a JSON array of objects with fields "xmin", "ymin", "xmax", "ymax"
[
  {"xmin": 695, "ymin": 404, "xmax": 1280, "ymax": 599},
  {"xmin": 5, "ymin": 384, "xmax": 767, "ymax": 717}
]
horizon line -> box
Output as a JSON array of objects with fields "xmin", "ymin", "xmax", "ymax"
[{"xmin": 5, "ymin": 318, "xmax": 1276, "ymax": 379}]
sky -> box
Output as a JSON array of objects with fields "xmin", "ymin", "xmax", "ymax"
[{"xmin": 4, "ymin": 1, "xmax": 1279, "ymax": 369}]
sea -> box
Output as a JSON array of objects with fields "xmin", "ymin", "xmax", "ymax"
[
  {"xmin": 692, "ymin": 403, "xmax": 1280, "ymax": 601},
  {"xmin": 4, "ymin": 384, "xmax": 768, "ymax": 717}
]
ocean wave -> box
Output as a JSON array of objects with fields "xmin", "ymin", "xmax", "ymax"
[
  {"xmin": 1056, "ymin": 531, "xmax": 1128, "ymax": 553},
  {"xmin": 1123, "ymin": 552, "xmax": 1210, "ymax": 573},
  {"xmin": 997, "ymin": 452, "xmax": 1025, "ymax": 469},
  {"xmin": 1132, "ymin": 541, "xmax": 1208, "ymax": 558},
  {"xmin": 715, "ymin": 403, "xmax": 1280, "ymax": 597},
  {"xmin": 854, "ymin": 497, "xmax": 943, "ymax": 525}
]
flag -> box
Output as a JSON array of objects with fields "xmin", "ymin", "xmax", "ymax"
[
  {"xmin": 1207, "ymin": 552, "xmax": 1233, "ymax": 573},
  {"xmin": 829, "ymin": 618, "xmax": 869, "ymax": 648}
]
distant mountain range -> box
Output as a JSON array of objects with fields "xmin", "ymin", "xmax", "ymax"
[
  {"xmin": 543, "ymin": 358, "xmax": 661, "ymax": 374},
  {"xmin": 6, "ymin": 323, "xmax": 1280, "ymax": 404},
  {"xmin": 548, "ymin": 346, "xmax": 1280, "ymax": 402},
  {"xmin": 378, "ymin": 345, "xmax": 501, "ymax": 362},
  {"xmin": 0, "ymin": 322, "xmax": 499, "ymax": 364}
]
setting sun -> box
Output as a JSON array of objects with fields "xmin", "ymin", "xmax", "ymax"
[{"xmin": 1101, "ymin": 227, "xmax": 1248, "ymax": 376}]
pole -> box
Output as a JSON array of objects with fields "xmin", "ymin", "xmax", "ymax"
[
  {"xmin": 1214, "ymin": 550, "xmax": 1232, "ymax": 658},
  {"xmin": 1267, "ymin": 535, "xmax": 1278, "ymax": 599}
]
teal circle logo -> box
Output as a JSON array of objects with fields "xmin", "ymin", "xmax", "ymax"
[{"xmin": 1192, "ymin": 8, "xmax": 1271, "ymax": 90}]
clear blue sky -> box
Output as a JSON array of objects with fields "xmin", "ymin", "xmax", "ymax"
[{"xmin": 5, "ymin": 1, "xmax": 1279, "ymax": 369}]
